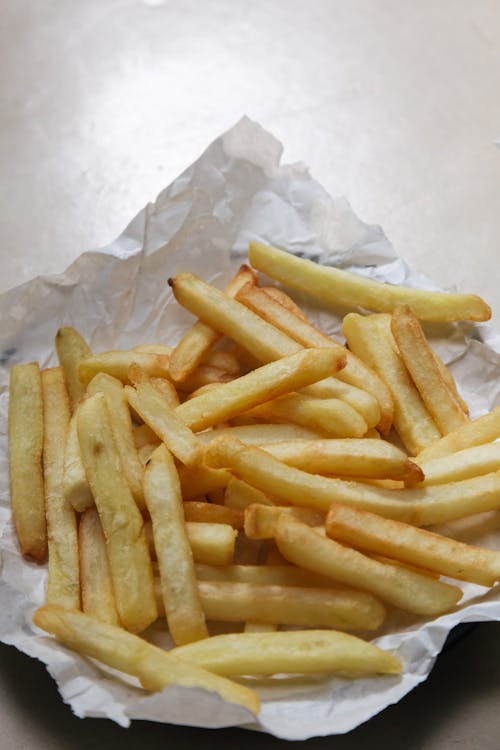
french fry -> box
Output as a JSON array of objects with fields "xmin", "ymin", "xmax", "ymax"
[
  {"xmin": 246, "ymin": 394, "xmax": 368, "ymax": 438},
  {"xmin": 62, "ymin": 410, "xmax": 94, "ymax": 513},
  {"xmin": 244, "ymin": 504, "xmax": 325, "ymax": 540},
  {"xmin": 180, "ymin": 365, "xmax": 235, "ymax": 394},
  {"xmin": 177, "ymin": 463, "xmax": 231, "ymax": 500},
  {"xmin": 223, "ymin": 477, "xmax": 280, "ymax": 510},
  {"xmin": 55, "ymin": 327, "xmax": 92, "ymax": 409},
  {"xmin": 175, "ymin": 348, "xmax": 346, "ymax": 432},
  {"xmin": 248, "ymin": 241, "xmax": 491, "ymax": 322},
  {"xmin": 202, "ymin": 350, "xmax": 241, "ymax": 376},
  {"xmin": 144, "ymin": 445, "xmax": 208, "ymax": 645},
  {"xmin": 8, "ymin": 363, "xmax": 46, "ymax": 562},
  {"xmin": 133, "ymin": 344, "xmax": 173, "ymax": 355},
  {"xmin": 417, "ymin": 443, "xmax": 500, "ymax": 486},
  {"xmin": 87, "ymin": 373, "xmax": 145, "ymax": 511},
  {"xmin": 262, "ymin": 438, "xmax": 423, "ymax": 483},
  {"xmin": 128, "ymin": 364, "xmax": 180, "ymax": 406},
  {"xmin": 77, "ymin": 393, "xmax": 157, "ymax": 633},
  {"xmin": 416, "ymin": 406, "xmax": 500, "ymax": 462},
  {"xmin": 196, "ymin": 423, "xmax": 324, "ymax": 445},
  {"xmin": 326, "ymin": 503, "xmax": 500, "ymax": 587},
  {"xmin": 145, "ymin": 520, "xmax": 237, "ymax": 566},
  {"xmin": 342, "ymin": 313, "xmax": 440, "ymax": 454},
  {"xmin": 236, "ymin": 283, "xmax": 393, "ymax": 433},
  {"xmin": 79, "ymin": 507, "xmax": 119, "ymax": 625},
  {"xmin": 197, "ymin": 580, "xmax": 386, "ymax": 631},
  {"xmin": 79, "ymin": 350, "xmax": 171, "ymax": 385},
  {"xmin": 432, "ymin": 349, "xmax": 469, "ymax": 415},
  {"xmin": 125, "ymin": 381, "xmax": 202, "ymax": 468},
  {"xmin": 133, "ymin": 423, "xmax": 160, "ymax": 450},
  {"xmin": 195, "ymin": 563, "xmax": 335, "ymax": 588},
  {"xmin": 33, "ymin": 605, "xmax": 259, "ymax": 715},
  {"xmin": 168, "ymin": 264, "xmax": 257, "ymax": 384},
  {"xmin": 275, "ymin": 518, "xmax": 462, "ymax": 616},
  {"xmin": 243, "ymin": 622, "xmax": 277, "ymax": 633},
  {"xmin": 261, "ymin": 285, "xmax": 307, "ymax": 319},
  {"xmin": 391, "ymin": 305, "xmax": 468, "ymax": 435},
  {"xmin": 171, "ymin": 630, "xmax": 401, "ymax": 677},
  {"xmin": 183, "ymin": 501, "xmax": 244, "ymax": 530},
  {"xmin": 41, "ymin": 367, "xmax": 80, "ymax": 609},
  {"xmin": 205, "ymin": 436, "xmax": 500, "ymax": 525}
]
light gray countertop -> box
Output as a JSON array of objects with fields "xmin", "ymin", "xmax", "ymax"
[{"xmin": 2, "ymin": 1, "xmax": 500, "ymax": 746}]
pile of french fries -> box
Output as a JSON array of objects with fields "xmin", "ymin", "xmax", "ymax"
[{"xmin": 8, "ymin": 240, "xmax": 500, "ymax": 719}]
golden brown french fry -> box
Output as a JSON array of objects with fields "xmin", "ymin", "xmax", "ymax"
[
  {"xmin": 262, "ymin": 438, "xmax": 423, "ymax": 483},
  {"xmin": 246, "ymin": 394, "xmax": 368, "ymax": 438},
  {"xmin": 195, "ymin": 563, "xmax": 335, "ymax": 588},
  {"xmin": 197, "ymin": 580, "xmax": 386, "ymax": 631},
  {"xmin": 183, "ymin": 501, "xmax": 244, "ymax": 530},
  {"xmin": 205, "ymin": 436, "xmax": 500, "ymax": 525},
  {"xmin": 8, "ymin": 363, "xmax": 46, "ymax": 562},
  {"xmin": 144, "ymin": 445, "xmax": 208, "ymax": 645},
  {"xmin": 79, "ymin": 351, "xmax": 170, "ymax": 385},
  {"xmin": 417, "ymin": 443, "xmax": 500, "ymax": 486},
  {"xmin": 175, "ymin": 348, "xmax": 346, "ymax": 432},
  {"xmin": 177, "ymin": 463, "xmax": 231, "ymax": 500},
  {"xmin": 125, "ymin": 381, "xmax": 202, "ymax": 468},
  {"xmin": 261, "ymin": 285, "xmax": 307, "ymax": 319},
  {"xmin": 342, "ymin": 313, "xmax": 440, "ymax": 454},
  {"xmin": 236, "ymin": 283, "xmax": 393, "ymax": 433},
  {"xmin": 62, "ymin": 410, "xmax": 94, "ymax": 513},
  {"xmin": 416, "ymin": 406, "xmax": 500, "ymax": 462},
  {"xmin": 391, "ymin": 305, "xmax": 468, "ymax": 435},
  {"xmin": 55, "ymin": 327, "xmax": 92, "ymax": 409},
  {"xmin": 33, "ymin": 605, "xmax": 259, "ymax": 715},
  {"xmin": 79, "ymin": 508, "xmax": 119, "ymax": 625},
  {"xmin": 249, "ymin": 241, "xmax": 491, "ymax": 322},
  {"xmin": 244, "ymin": 504, "xmax": 325, "ymax": 540},
  {"xmin": 168, "ymin": 265, "xmax": 258, "ymax": 384},
  {"xmin": 223, "ymin": 477, "xmax": 282, "ymax": 510},
  {"xmin": 87, "ymin": 373, "xmax": 145, "ymax": 511},
  {"xmin": 196, "ymin": 423, "xmax": 324, "ymax": 446},
  {"xmin": 42, "ymin": 367, "xmax": 80, "ymax": 609},
  {"xmin": 77, "ymin": 393, "xmax": 157, "ymax": 633},
  {"xmin": 171, "ymin": 629, "xmax": 401, "ymax": 677},
  {"xmin": 275, "ymin": 518, "xmax": 462, "ymax": 616},
  {"xmin": 326, "ymin": 503, "xmax": 500, "ymax": 587}
]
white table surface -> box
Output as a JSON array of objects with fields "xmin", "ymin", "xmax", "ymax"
[{"xmin": 2, "ymin": 1, "xmax": 500, "ymax": 747}]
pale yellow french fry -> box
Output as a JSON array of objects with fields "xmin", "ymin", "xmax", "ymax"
[
  {"xmin": 79, "ymin": 351, "xmax": 170, "ymax": 385},
  {"xmin": 416, "ymin": 407, "xmax": 500, "ymax": 462},
  {"xmin": 202, "ymin": 350, "xmax": 241, "ymax": 376},
  {"xmin": 249, "ymin": 241, "xmax": 491, "ymax": 322},
  {"xmin": 171, "ymin": 629, "xmax": 401, "ymax": 677},
  {"xmin": 224, "ymin": 477, "xmax": 282, "ymax": 510},
  {"xmin": 326, "ymin": 503, "xmax": 500, "ymax": 587},
  {"xmin": 41, "ymin": 367, "xmax": 80, "ymax": 609},
  {"xmin": 145, "ymin": 520, "xmax": 237, "ymax": 566},
  {"xmin": 244, "ymin": 504, "xmax": 325, "ymax": 540},
  {"xmin": 168, "ymin": 264, "xmax": 258, "ymax": 384},
  {"xmin": 276, "ymin": 518, "xmax": 462, "ymax": 616},
  {"xmin": 77, "ymin": 394, "xmax": 157, "ymax": 633},
  {"xmin": 33, "ymin": 605, "xmax": 259, "ymax": 715},
  {"xmin": 177, "ymin": 464, "xmax": 231, "ymax": 500},
  {"xmin": 175, "ymin": 348, "xmax": 346, "ymax": 432},
  {"xmin": 87, "ymin": 373, "xmax": 145, "ymax": 511},
  {"xmin": 133, "ymin": 423, "xmax": 160, "ymax": 450},
  {"xmin": 180, "ymin": 365, "xmax": 235, "ymax": 394},
  {"xmin": 391, "ymin": 305, "xmax": 468, "ymax": 435},
  {"xmin": 8, "ymin": 362, "xmax": 46, "ymax": 562},
  {"xmin": 63, "ymin": 410, "xmax": 94, "ymax": 513},
  {"xmin": 246, "ymin": 394, "xmax": 368, "ymax": 438},
  {"xmin": 55, "ymin": 327, "xmax": 92, "ymax": 409},
  {"xmin": 194, "ymin": 563, "xmax": 335, "ymax": 588},
  {"xmin": 183, "ymin": 501, "xmax": 244, "ymax": 530},
  {"xmin": 342, "ymin": 313, "xmax": 440, "ymax": 454},
  {"xmin": 197, "ymin": 580, "xmax": 385, "ymax": 631},
  {"xmin": 144, "ymin": 445, "xmax": 208, "ymax": 645},
  {"xmin": 133, "ymin": 345, "xmax": 173, "ymax": 355},
  {"xmin": 79, "ymin": 508, "xmax": 119, "ymax": 625},
  {"xmin": 236, "ymin": 283, "xmax": 393, "ymax": 433},
  {"xmin": 128, "ymin": 364, "xmax": 180, "ymax": 406},
  {"xmin": 125, "ymin": 381, "xmax": 202, "ymax": 468},
  {"xmin": 204, "ymin": 436, "xmax": 500, "ymax": 525},
  {"xmin": 196, "ymin": 423, "xmax": 324, "ymax": 446},
  {"xmin": 417, "ymin": 443, "xmax": 500, "ymax": 486},
  {"xmin": 263, "ymin": 438, "xmax": 423, "ymax": 483}
]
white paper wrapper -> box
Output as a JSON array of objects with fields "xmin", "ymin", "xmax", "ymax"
[{"xmin": 1, "ymin": 117, "xmax": 500, "ymax": 741}]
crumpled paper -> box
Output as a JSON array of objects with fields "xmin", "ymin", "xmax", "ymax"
[{"xmin": 1, "ymin": 117, "xmax": 500, "ymax": 741}]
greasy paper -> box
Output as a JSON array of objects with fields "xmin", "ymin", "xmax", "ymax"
[{"xmin": 1, "ymin": 117, "xmax": 500, "ymax": 740}]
